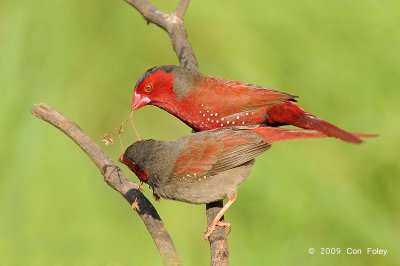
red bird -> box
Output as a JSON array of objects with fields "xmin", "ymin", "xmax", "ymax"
[
  {"xmin": 119, "ymin": 126, "xmax": 371, "ymax": 239},
  {"xmin": 132, "ymin": 65, "xmax": 364, "ymax": 143}
]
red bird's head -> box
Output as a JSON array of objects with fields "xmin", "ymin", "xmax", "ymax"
[
  {"xmin": 132, "ymin": 65, "xmax": 199, "ymax": 111},
  {"xmin": 132, "ymin": 66, "xmax": 175, "ymax": 110}
]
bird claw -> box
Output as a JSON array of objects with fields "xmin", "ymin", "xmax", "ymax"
[
  {"xmin": 152, "ymin": 192, "xmax": 161, "ymax": 201},
  {"xmin": 204, "ymin": 221, "xmax": 232, "ymax": 241},
  {"xmin": 138, "ymin": 182, "xmax": 145, "ymax": 192},
  {"xmin": 217, "ymin": 221, "xmax": 232, "ymax": 235},
  {"xmin": 204, "ymin": 225, "xmax": 215, "ymax": 241}
]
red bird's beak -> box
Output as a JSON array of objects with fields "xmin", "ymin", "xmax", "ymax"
[{"xmin": 132, "ymin": 92, "xmax": 151, "ymax": 110}]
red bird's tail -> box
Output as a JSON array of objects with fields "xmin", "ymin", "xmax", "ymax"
[
  {"xmin": 266, "ymin": 101, "xmax": 363, "ymax": 144},
  {"xmin": 253, "ymin": 127, "xmax": 325, "ymax": 143},
  {"xmin": 252, "ymin": 127, "xmax": 375, "ymax": 144}
]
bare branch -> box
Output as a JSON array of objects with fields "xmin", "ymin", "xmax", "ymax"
[
  {"xmin": 31, "ymin": 103, "xmax": 181, "ymax": 266},
  {"xmin": 125, "ymin": 0, "xmax": 198, "ymax": 71}
]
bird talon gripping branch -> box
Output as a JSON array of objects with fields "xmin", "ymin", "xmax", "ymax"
[
  {"xmin": 217, "ymin": 221, "xmax": 232, "ymax": 234},
  {"xmin": 204, "ymin": 221, "xmax": 232, "ymax": 241},
  {"xmin": 138, "ymin": 181, "xmax": 145, "ymax": 192},
  {"xmin": 153, "ymin": 192, "xmax": 161, "ymax": 201},
  {"xmin": 204, "ymin": 224, "xmax": 217, "ymax": 241}
]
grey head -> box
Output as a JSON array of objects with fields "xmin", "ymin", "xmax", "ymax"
[{"xmin": 123, "ymin": 139, "xmax": 181, "ymax": 186}]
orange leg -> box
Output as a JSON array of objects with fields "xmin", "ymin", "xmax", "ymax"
[{"xmin": 204, "ymin": 193, "xmax": 237, "ymax": 240}]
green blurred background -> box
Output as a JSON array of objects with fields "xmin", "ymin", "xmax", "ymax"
[{"xmin": 1, "ymin": 0, "xmax": 399, "ymax": 265}]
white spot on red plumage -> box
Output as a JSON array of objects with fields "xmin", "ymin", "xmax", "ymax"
[
  {"xmin": 227, "ymin": 121, "xmax": 230, "ymax": 124},
  {"xmin": 211, "ymin": 113, "xmax": 214, "ymax": 116},
  {"xmin": 236, "ymin": 116, "xmax": 240, "ymax": 119},
  {"xmin": 245, "ymin": 112, "xmax": 249, "ymax": 116},
  {"xmin": 232, "ymin": 121, "xmax": 235, "ymax": 125},
  {"xmin": 206, "ymin": 110, "xmax": 209, "ymax": 113},
  {"xmin": 203, "ymin": 114, "xmax": 206, "ymax": 117},
  {"xmin": 221, "ymin": 118, "xmax": 224, "ymax": 121},
  {"xmin": 220, "ymin": 123, "xmax": 223, "ymax": 127},
  {"xmin": 199, "ymin": 110, "xmax": 202, "ymax": 113},
  {"xmin": 207, "ymin": 118, "xmax": 210, "ymax": 121},
  {"xmin": 211, "ymin": 119, "xmax": 214, "ymax": 122},
  {"xmin": 201, "ymin": 104, "xmax": 204, "ymax": 107},
  {"xmin": 242, "ymin": 121, "xmax": 245, "ymax": 124},
  {"xmin": 216, "ymin": 120, "xmax": 219, "ymax": 123},
  {"xmin": 215, "ymin": 113, "xmax": 218, "ymax": 116}
]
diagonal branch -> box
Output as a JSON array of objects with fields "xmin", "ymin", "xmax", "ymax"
[
  {"xmin": 125, "ymin": 1, "xmax": 229, "ymax": 265},
  {"xmin": 125, "ymin": 0, "xmax": 198, "ymax": 71},
  {"xmin": 31, "ymin": 103, "xmax": 181, "ymax": 266}
]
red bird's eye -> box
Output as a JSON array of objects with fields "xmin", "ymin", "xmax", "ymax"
[{"xmin": 144, "ymin": 83, "xmax": 153, "ymax": 92}]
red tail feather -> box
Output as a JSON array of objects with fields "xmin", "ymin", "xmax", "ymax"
[
  {"xmin": 253, "ymin": 127, "xmax": 325, "ymax": 143},
  {"xmin": 266, "ymin": 102, "xmax": 363, "ymax": 144},
  {"xmin": 252, "ymin": 127, "xmax": 376, "ymax": 144}
]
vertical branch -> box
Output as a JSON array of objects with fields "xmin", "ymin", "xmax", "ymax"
[
  {"xmin": 206, "ymin": 202, "xmax": 229, "ymax": 265},
  {"xmin": 125, "ymin": 0, "xmax": 198, "ymax": 71},
  {"xmin": 125, "ymin": 0, "xmax": 229, "ymax": 264}
]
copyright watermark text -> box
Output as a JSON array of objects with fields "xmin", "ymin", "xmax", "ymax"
[{"xmin": 307, "ymin": 248, "xmax": 388, "ymax": 256}]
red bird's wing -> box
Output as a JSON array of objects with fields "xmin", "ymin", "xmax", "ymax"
[
  {"xmin": 172, "ymin": 129, "xmax": 271, "ymax": 179},
  {"xmin": 198, "ymin": 77, "xmax": 297, "ymax": 111}
]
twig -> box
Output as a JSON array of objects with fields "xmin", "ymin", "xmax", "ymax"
[
  {"xmin": 174, "ymin": 0, "xmax": 190, "ymax": 19},
  {"xmin": 124, "ymin": 0, "xmax": 229, "ymax": 264},
  {"xmin": 31, "ymin": 103, "xmax": 181, "ymax": 266}
]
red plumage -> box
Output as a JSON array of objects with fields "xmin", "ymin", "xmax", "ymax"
[{"xmin": 132, "ymin": 65, "xmax": 367, "ymax": 143}]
